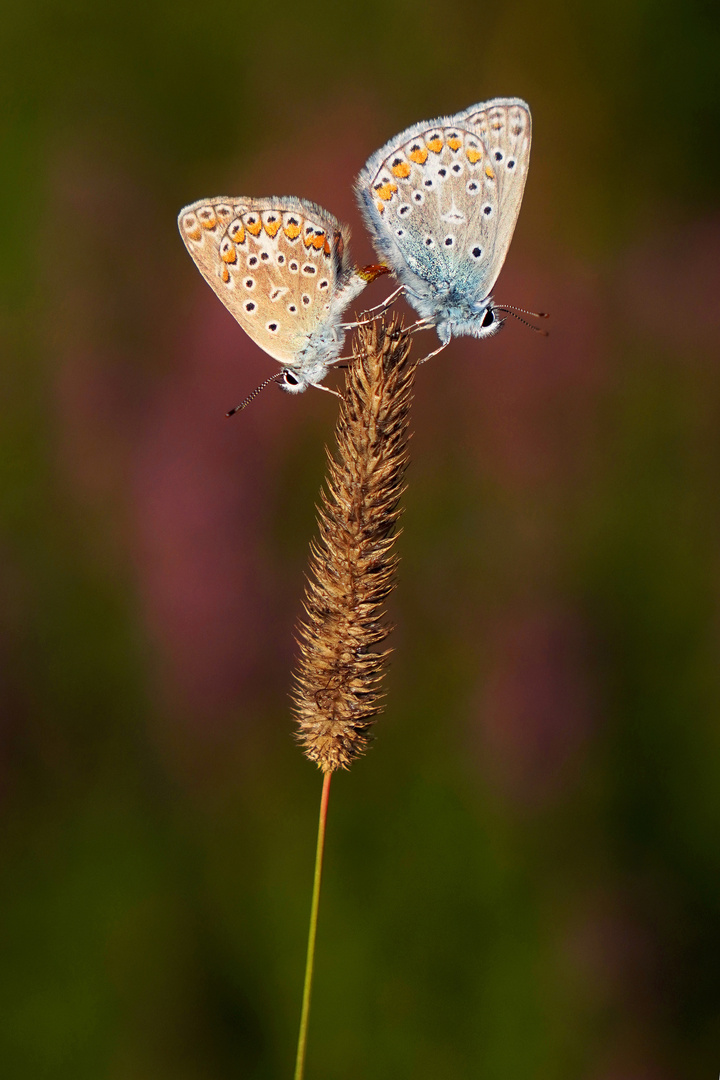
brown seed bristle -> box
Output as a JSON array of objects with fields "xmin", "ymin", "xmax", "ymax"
[{"xmin": 292, "ymin": 317, "xmax": 417, "ymax": 772}]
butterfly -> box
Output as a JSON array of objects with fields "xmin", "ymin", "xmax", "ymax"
[
  {"xmin": 178, "ymin": 196, "xmax": 387, "ymax": 399},
  {"xmin": 356, "ymin": 98, "xmax": 532, "ymax": 353}
]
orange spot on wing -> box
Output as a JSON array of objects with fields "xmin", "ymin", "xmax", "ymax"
[
  {"xmin": 200, "ymin": 214, "xmax": 217, "ymax": 230},
  {"xmin": 391, "ymin": 161, "xmax": 411, "ymax": 178},
  {"xmin": 221, "ymin": 266, "xmax": 230, "ymax": 283},
  {"xmin": 408, "ymin": 146, "xmax": 428, "ymax": 164},
  {"xmin": 264, "ymin": 218, "xmax": 281, "ymax": 237},
  {"xmin": 375, "ymin": 182, "xmax": 398, "ymax": 201},
  {"xmin": 231, "ymin": 223, "xmax": 245, "ymax": 244},
  {"xmin": 284, "ymin": 222, "xmax": 301, "ymax": 240},
  {"xmin": 376, "ymin": 201, "xmax": 385, "ymax": 213},
  {"xmin": 311, "ymin": 232, "xmax": 326, "ymax": 250},
  {"xmin": 186, "ymin": 226, "xmax": 202, "ymax": 241},
  {"xmin": 485, "ymin": 164, "xmax": 495, "ymax": 179},
  {"xmin": 466, "ymin": 147, "xmax": 482, "ymax": 163},
  {"xmin": 447, "ymin": 136, "xmax": 462, "ymax": 151},
  {"xmin": 221, "ymin": 245, "xmax": 237, "ymax": 264},
  {"xmin": 427, "ymin": 136, "xmax": 443, "ymax": 153},
  {"xmin": 245, "ymin": 217, "xmax": 262, "ymax": 235},
  {"xmin": 323, "ymin": 237, "xmax": 331, "ymax": 256}
]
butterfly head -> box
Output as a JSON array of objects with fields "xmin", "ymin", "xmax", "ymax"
[
  {"xmin": 433, "ymin": 297, "xmax": 503, "ymax": 344},
  {"xmin": 278, "ymin": 364, "xmax": 328, "ymax": 394}
]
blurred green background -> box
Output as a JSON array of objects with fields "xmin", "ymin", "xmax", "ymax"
[{"xmin": 2, "ymin": 1, "xmax": 719, "ymax": 1077}]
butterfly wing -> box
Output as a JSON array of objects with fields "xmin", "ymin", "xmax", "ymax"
[
  {"xmin": 178, "ymin": 196, "xmax": 355, "ymax": 370},
  {"xmin": 356, "ymin": 98, "xmax": 531, "ymax": 302},
  {"xmin": 456, "ymin": 98, "xmax": 531, "ymax": 294}
]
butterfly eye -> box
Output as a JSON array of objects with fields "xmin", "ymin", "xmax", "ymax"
[
  {"xmin": 283, "ymin": 371, "xmax": 299, "ymax": 386},
  {"xmin": 481, "ymin": 308, "xmax": 494, "ymax": 327}
]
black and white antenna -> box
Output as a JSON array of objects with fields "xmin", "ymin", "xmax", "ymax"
[{"xmin": 226, "ymin": 371, "xmax": 285, "ymax": 417}]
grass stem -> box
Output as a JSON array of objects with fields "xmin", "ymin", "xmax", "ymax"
[{"xmin": 294, "ymin": 770, "xmax": 332, "ymax": 1080}]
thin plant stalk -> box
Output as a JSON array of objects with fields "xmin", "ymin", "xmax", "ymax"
[
  {"xmin": 294, "ymin": 771, "xmax": 332, "ymax": 1080},
  {"xmin": 291, "ymin": 319, "xmax": 416, "ymax": 1077}
]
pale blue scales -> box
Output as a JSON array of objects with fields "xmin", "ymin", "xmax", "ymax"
[{"xmin": 356, "ymin": 98, "xmax": 532, "ymax": 346}]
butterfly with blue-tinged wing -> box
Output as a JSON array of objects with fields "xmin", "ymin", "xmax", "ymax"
[{"xmin": 356, "ymin": 98, "xmax": 532, "ymax": 349}]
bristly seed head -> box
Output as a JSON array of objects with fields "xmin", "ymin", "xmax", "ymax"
[{"xmin": 292, "ymin": 317, "xmax": 417, "ymax": 772}]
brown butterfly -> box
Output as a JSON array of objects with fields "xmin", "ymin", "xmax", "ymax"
[{"xmin": 179, "ymin": 195, "xmax": 387, "ymax": 398}]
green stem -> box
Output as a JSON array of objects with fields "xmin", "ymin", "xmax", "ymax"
[{"xmin": 294, "ymin": 770, "xmax": 332, "ymax": 1080}]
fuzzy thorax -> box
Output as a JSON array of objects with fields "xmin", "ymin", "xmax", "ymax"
[
  {"xmin": 281, "ymin": 271, "xmax": 371, "ymax": 393},
  {"xmin": 407, "ymin": 286, "xmax": 503, "ymax": 344}
]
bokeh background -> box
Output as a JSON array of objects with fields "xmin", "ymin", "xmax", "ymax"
[{"xmin": 2, "ymin": 1, "xmax": 720, "ymax": 1077}]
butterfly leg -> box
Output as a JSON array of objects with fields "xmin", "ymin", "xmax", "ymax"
[
  {"xmin": 358, "ymin": 284, "xmax": 405, "ymax": 319},
  {"xmin": 340, "ymin": 318, "xmax": 374, "ymax": 330},
  {"xmin": 417, "ymin": 341, "xmax": 450, "ymax": 365},
  {"xmin": 406, "ymin": 317, "xmax": 436, "ymax": 334},
  {"xmin": 339, "ymin": 289, "xmax": 402, "ymax": 329},
  {"xmin": 311, "ymin": 382, "xmax": 343, "ymax": 401}
]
